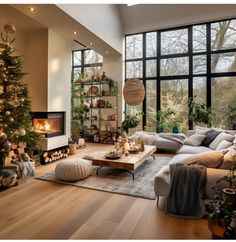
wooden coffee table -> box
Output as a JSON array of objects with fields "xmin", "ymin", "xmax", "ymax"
[{"xmin": 87, "ymin": 145, "xmax": 156, "ymax": 180}]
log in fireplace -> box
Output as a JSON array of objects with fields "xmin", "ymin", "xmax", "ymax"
[{"xmin": 31, "ymin": 112, "xmax": 65, "ymax": 138}]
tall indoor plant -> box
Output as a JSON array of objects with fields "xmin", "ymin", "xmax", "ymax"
[{"xmin": 189, "ymin": 97, "xmax": 212, "ymax": 127}]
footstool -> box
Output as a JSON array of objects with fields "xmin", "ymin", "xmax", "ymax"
[{"xmin": 55, "ymin": 158, "xmax": 92, "ymax": 181}]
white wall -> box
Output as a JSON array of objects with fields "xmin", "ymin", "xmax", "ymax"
[
  {"xmin": 58, "ymin": 4, "xmax": 123, "ymax": 54},
  {"xmin": 47, "ymin": 29, "xmax": 72, "ymax": 137},
  {"xmin": 24, "ymin": 29, "xmax": 48, "ymax": 112},
  {"xmin": 103, "ymin": 54, "xmax": 123, "ymax": 127},
  {"xmin": 120, "ymin": 4, "xmax": 236, "ymax": 34}
]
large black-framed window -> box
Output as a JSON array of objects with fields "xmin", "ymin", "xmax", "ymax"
[
  {"xmin": 125, "ymin": 18, "xmax": 236, "ymax": 132},
  {"xmin": 72, "ymin": 49, "xmax": 103, "ymax": 82}
]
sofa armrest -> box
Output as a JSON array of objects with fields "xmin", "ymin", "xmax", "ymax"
[{"xmin": 154, "ymin": 166, "xmax": 170, "ymax": 197}]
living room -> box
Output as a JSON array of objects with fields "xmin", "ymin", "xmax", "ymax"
[{"xmin": 0, "ymin": 1, "xmax": 236, "ymax": 240}]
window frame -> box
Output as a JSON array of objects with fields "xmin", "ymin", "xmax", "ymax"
[{"xmin": 125, "ymin": 17, "xmax": 236, "ymax": 131}]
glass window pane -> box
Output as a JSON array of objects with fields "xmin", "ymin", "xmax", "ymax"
[
  {"xmin": 193, "ymin": 77, "xmax": 206, "ymax": 104},
  {"xmin": 160, "ymin": 57, "xmax": 189, "ymax": 76},
  {"xmin": 146, "ymin": 60, "xmax": 157, "ymax": 77},
  {"xmin": 161, "ymin": 29, "xmax": 188, "ymax": 55},
  {"xmin": 212, "ymin": 77, "xmax": 236, "ymax": 129},
  {"xmin": 211, "ymin": 52, "xmax": 236, "ymax": 73},
  {"xmin": 84, "ymin": 66, "xmax": 103, "ymax": 77},
  {"xmin": 193, "ymin": 25, "xmax": 206, "ymax": 53},
  {"xmin": 126, "ymin": 61, "xmax": 143, "ymax": 78},
  {"xmin": 146, "ymin": 80, "xmax": 157, "ymax": 132},
  {"xmin": 161, "ymin": 79, "xmax": 188, "ymax": 133},
  {"xmin": 73, "ymin": 67, "xmax": 81, "ymax": 82},
  {"xmin": 84, "ymin": 50, "xmax": 103, "ymax": 64},
  {"xmin": 146, "ymin": 32, "xmax": 157, "ymax": 57},
  {"xmin": 73, "ymin": 51, "xmax": 81, "ymax": 66},
  {"xmin": 193, "ymin": 55, "xmax": 207, "ymax": 74},
  {"xmin": 211, "ymin": 20, "xmax": 236, "ymax": 50},
  {"xmin": 126, "ymin": 34, "xmax": 143, "ymax": 59}
]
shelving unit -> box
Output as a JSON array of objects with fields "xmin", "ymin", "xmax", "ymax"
[{"xmin": 71, "ymin": 79, "xmax": 118, "ymax": 144}]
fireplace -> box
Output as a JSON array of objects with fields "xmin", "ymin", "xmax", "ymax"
[{"xmin": 31, "ymin": 112, "xmax": 65, "ymax": 138}]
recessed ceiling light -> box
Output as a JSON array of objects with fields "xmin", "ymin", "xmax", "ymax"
[
  {"xmin": 73, "ymin": 31, "xmax": 77, "ymax": 35},
  {"xmin": 90, "ymin": 42, "xmax": 93, "ymax": 46},
  {"xmin": 29, "ymin": 7, "xmax": 36, "ymax": 12},
  {"xmin": 105, "ymin": 51, "xmax": 109, "ymax": 55}
]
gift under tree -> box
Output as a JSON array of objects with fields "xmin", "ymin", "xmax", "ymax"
[{"xmin": 0, "ymin": 24, "xmax": 40, "ymax": 170}]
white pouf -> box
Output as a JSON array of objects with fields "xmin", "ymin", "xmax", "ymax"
[{"xmin": 55, "ymin": 158, "xmax": 92, "ymax": 181}]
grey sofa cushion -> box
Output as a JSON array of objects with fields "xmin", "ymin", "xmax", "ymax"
[
  {"xmin": 201, "ymin": 130, "xmax": 221, "ymax": 147},
  {"xmin": 178, "ymin": 145, "xmax": 212, "ymax": 154}
]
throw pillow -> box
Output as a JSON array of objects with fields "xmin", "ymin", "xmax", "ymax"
[
  {"xmin": 216, "ymin": 140, "xmax": 233, "ymax": 151},
  {"xmin": 181, "ymin": 150, "xmax": 224, "ymax": 168},
  {"xmin": 209, "ymin": 132, "xmax": 234, "ymax": 150},
  {"xmin": 201, "ymin": 130, "xmax": 221, "ymax": 147},
  {"xmin": 183, "ymin": 134, "xmax": 206, "ymax": 146},
  {"xmin": 195, "ymin": 126, "xmax": 210, "ymax": 135},
  {"xmin": 220, "ymin": 149, "xmax": 236, "ymax": 170},
  {"xmin": 195, "ymin": 126, "xmax": 210, "ymax": 134}
]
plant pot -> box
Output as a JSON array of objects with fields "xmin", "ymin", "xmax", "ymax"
[
  {"xmin": 172, "ymin": 126, "xmax": 179, "ymax": 133},
  {"xmin": 208, "ymin": 217, "xmax": 226, "ymax": 238},
  {"xmin": 223, "ymin": 188, "xmax": 236, "ymax": 205}
]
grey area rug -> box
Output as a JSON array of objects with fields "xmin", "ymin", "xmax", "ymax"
[{"xmin": 36, "ymin": 156, "xmax": 171, "ymax": 200}]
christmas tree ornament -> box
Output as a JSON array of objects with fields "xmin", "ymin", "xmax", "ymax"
[
  {"xmin": 3, "ymin": 141, "xmax": 12, "ymax": 151},
  {"xmin": 18, "ymin": 128, "xmax": 26, "ymax": 136},
  {"xmin": 0, "ymin": 86, "xmax": 3, "ymax": 94},
  {"xmin": 0, "ymin": 72, "xmax": 6, "ymax": 79},
  {"xmin": 4, "ymin": 24, "xmax": 16, "ymax": 34},
  {"xmin": 19, "ymin": 97, "xmax": 25, "ymax": 102},
  {"xmin": 0, "ymin": 132, "xmax": 7, "ymax": 142},
  {"xmin": 9, "ymin": 117, "xmax": 14, "ymax": 122},
  {"xmin": 5, "ymin": 111, "xmax": 10, "ymax": 115}
]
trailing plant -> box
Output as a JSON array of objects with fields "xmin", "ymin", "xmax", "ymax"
[{"xmin": 189, "ymin": 97, "xmax": 212, "ymax": 127}]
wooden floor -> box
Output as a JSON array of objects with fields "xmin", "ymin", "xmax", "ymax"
[{"xmin": 0, "ymin": 143, "xmax": 211, "ymax": 239}]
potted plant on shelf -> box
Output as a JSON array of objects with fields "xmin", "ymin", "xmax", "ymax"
[
  {"xmin": 189, "ymin": 97, "xmax": 212, "ymax": 128},
  {"xmin": 121, "ymin": 112, "xmax": 143, "ymax": 135},
  {"xmin": 206, "ymin": 153, "xmax": 236, "ymax": 238}
]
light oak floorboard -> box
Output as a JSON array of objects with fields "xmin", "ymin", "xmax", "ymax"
[{"xmin": 0, "ymin": 143, "xmax": 211, "ymax": 239}]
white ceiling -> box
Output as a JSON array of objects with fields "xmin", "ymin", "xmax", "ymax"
[
  {"xmin": 119, "ymin": 4, "xmax": 236, "ymax": 34},
  {"xmin": 4, "ymin": 4, "xmax": 236, "ymax": 55}
]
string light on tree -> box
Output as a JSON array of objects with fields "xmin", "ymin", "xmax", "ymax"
[{"xmin": 0, "ymin": 23, "xmax": 40, "ymax": 166}]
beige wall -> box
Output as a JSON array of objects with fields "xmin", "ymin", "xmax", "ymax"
[{"xmin": 24, "ymin": 29, "xmax": 48, "ymax": 112}]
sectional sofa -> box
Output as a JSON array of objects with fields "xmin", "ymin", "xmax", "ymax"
[{"xmin": 154, "ymin": 126, "xmax": 236, "ymax": 209}]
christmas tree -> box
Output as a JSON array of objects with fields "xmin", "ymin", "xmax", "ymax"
[{"xmin": 0, "ymin": 24, "xmax": 40, "ymax": 166}]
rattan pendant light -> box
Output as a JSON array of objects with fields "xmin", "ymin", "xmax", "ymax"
[{"xmin": 123, "ymin": 78, "xmax": 145, "ymax": 106}]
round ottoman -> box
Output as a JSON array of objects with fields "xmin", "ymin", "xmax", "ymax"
[{"xmin": 55, "ymin": 158, "xmax": 92, "ymax": 181}]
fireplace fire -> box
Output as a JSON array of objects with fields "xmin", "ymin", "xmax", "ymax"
[{"xmin": 31, "ymin": 112, "xmax": 65, "ymax": 138}]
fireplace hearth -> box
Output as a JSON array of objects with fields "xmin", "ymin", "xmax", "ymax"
[{"xmin": 31, "ymin": 112, "xmax": 65, "ymax": 138}]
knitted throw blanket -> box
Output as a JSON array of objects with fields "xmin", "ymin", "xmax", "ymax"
[
  {"xmin": 158, "ymin": 133, "xmax": 186, "ymax": 145},
  {"xmin": 166, "ymin": 163, "xmax": 207, "ymax": 219}
]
